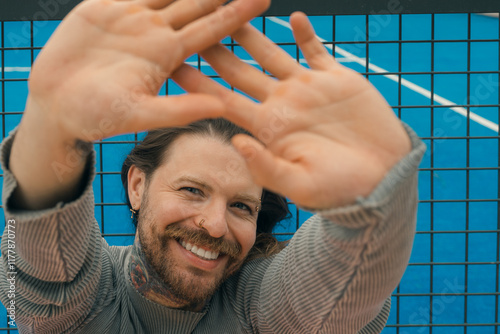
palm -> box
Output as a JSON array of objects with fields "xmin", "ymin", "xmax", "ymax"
[
  {"xmin": 255, "ymin": 68, "xmax": 409, "ymax": 208},
  {"xmin": 28, "ymin": 0, "xmax": 269, "ymax": 141},
  {"xmin": 173, "ymin": 13, "xmax": 411, "ymax": 209}
]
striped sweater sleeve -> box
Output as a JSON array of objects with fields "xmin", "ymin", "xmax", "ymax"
[
  {"xmin": 254, "ymin": 124, "xmax": 426, "ymax": 333},
  {"xmin": 0, "ymin": 129, "xmax": 103, "ymax": 333}
]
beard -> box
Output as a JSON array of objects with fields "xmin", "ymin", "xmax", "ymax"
[{"xmin": 136, "ymin": 195, "xmax": 245, "ymax": 307}]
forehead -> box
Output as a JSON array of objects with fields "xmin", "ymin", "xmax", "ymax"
[{"xmin": 155, "ymin": 134, "xmax": 259, "ymax": 192}]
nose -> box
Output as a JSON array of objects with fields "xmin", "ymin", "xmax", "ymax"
[{"xmin": 198, "ymin": 201, "xmax": 228, "ymax": 239}]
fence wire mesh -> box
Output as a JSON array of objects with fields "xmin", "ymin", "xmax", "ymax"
[{"xmin": 0, "ymin": 6, "xmax": 499, "ymax": 334}]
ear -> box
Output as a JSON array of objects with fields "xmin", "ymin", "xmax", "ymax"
[{"xmin": 128, "ymin": 165, "xmax": 147, "ymax": 210}]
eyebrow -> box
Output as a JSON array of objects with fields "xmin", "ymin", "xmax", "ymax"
[
  {"xmin": 176, "ymin": 176, "xmax": 261, "ymax": 207},
  {"xmin": 176, "ymin": 176, "xmax": 213, "ymax": 192},
  {"xmin": 234, "ymin": 194, "xmax": 261, "ymax": 209}
]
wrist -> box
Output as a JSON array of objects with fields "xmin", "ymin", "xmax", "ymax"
[
  {"xmin": 8, "ymin": 97, "xmax": 92, "ymax": 210},
  {"xmin": 22, "ymin": 96, "xmax": 87, "ymax": 147}
]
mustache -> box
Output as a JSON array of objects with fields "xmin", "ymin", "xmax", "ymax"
[{"xmin": 161, "ymin": 224, "xmax": 242, "ymax": 258}]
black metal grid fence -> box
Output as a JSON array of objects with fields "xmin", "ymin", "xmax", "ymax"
[{"xmin": 1, "ymin": 1, "xmax": 499, "ymax": 333}]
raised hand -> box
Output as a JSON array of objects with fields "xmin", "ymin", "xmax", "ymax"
[
  {"xmin": 27, "ymin": 0, "xmax": 270, "ymax": 141},
  {"xmin": 172, "ymin": 12, "xmax": 412, "ymax": 209},
  {"xmin": 9, "ymin": 0, "xmax": 269, "ymax": 210}
]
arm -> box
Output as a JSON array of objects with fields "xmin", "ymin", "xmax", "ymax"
[
  {"xmin": 256, "ymin": 125, "xmax": 425, "ymax": 333},
  {"xmin": 172, "ymin": 12, "xmax": 424, "ymax": 332},
  {"xmin": 9, "ymin": 0, "xmax": 270, "ymax": 211},
  {"xmin": 0, "ymin": 136, "xmax": 103, "ymax": 332},
  {"xmin": 1, "ymin": 0, "xmax": 271, "ymax": 331}
]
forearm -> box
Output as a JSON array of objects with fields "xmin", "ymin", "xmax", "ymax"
[
  {"xmin": 256, "ymin": 124, "xmax": 426, "ymax": 333},
  {"xmin": 0, "ymin": 119, "xmax": 108, "ymax": 334},
  {"xmin": 9, "ymin": 97, "xmax": 91, "ymax": 210},
  {"xmin": 0, "ymin": 146, "xmax": 104, "ymax": 332},
  {"xmin": 1, "ymin": 127, "xmax": 98, "ymax": 281},
  {"xmin": 316, "ymin": 165, "xmax": 420, "ymax": 332}
]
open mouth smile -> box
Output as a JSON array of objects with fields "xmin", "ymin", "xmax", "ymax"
[{"xmin": 179, "ymin": 240, "xmax": 220, "ymax": 261}]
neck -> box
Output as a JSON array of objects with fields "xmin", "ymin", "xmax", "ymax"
[{"xmin": 129, "ymin": 236, "xmax": 205, "ymax": 312}]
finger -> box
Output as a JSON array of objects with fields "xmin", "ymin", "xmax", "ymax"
[
  {"xmin": 179, "ymin": 0, "xmax": 270, "ymax": 56},
  {"xmin": 290, "ymin": 12, "xmax": 335, "ymax": 70},
  {"xmin": 162, "ymin": 0, "xmax": 226, "ymax": 30},
  {"xmin": 231, "ymin": 134, "xmax": 304, "ymax": 198},
  {"xmin": 172, "ymin": 64, "xmax": 262, "ymax": 130},
  {"xmin": 200, "ymin": 44, "xmax": 275, "ymax": 101},
  {"xmin": 125, "ymin": 94, "xmax": 226, "ymax": 131},
  {"xmin": 231, "ymin": 23, "xmax": 302, "ymax": 79},
  {"xmin": 136, "ymin": 0, "xmax": 175, "ymax": 9}
]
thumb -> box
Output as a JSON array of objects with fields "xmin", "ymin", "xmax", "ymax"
[
  {"xmin": 231, "ymin": 134, "xmax": 300, "ymax": 197},
  {"xmin": 122, "ymin": 94, "xmax": 226, "ymax": 133}
]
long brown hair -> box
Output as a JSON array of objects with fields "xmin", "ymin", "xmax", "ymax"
[{"xmin": 121, "ymin": 118, "xmax": 291, "ymax": 261}]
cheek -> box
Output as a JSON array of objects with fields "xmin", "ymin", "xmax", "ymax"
[
  {"xmin": 231, "ymin": 222, "xmax": 257, "ymax": 255},
  {"xmin": 146, "ymin": 199, "xmax": 201, "ymax": 228}
]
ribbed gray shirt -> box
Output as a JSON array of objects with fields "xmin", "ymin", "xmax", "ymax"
[{"xmin": 0, "ymin": 125, "xmax": 425, "ymax": 333}]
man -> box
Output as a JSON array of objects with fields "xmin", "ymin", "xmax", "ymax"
[{"xmin": 0, "ymin": 0, "xmax": 426, "ymax": 333}]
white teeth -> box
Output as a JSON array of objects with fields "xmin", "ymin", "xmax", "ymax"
[
  {"xmin": 208, "ymin": 252, "xmax": 219, "ymax": 260},
  {"xmin": 179, "ymin": 240, "xmax": 219, "ymax": 260},
  {"xmin": 207, "ymin": 251, "xmax": 218, "ymax": 260},
  {"xmin": 197, "ymin": 248, "xmax": 206, "ymax": 258}
]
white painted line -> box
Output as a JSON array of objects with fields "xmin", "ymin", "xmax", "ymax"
[
  {"xmin": 481, "ymin": 13, "xmax": 499, "ymax": 18},
  {"xmin": 5, "ymin": 33, "xmax": 497, "ymax": 134},
  {"xmin": 0, "ymin": 67, "xmax": 31, "ymax": 73},
  {"xmin": 267, "ymin": 16, "xmax": 499, "ymax": 134}
]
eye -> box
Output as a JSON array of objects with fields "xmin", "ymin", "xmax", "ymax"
[
  {"xmin": 180, "ymin": 187, "xmax": 203, "ymax": 196},
  {"xmin": 232, "ymin": 202, "xmax": 253, "ymax": 214}
]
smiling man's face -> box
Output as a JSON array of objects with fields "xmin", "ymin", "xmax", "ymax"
[{"xmin": 130, "ymin": 133, "xmax": 262, "ymax": 305}]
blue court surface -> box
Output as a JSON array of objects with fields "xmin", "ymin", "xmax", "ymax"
[{"xmin": 0, "ymin": 12, "xmax": 499, "ymax": 333}]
